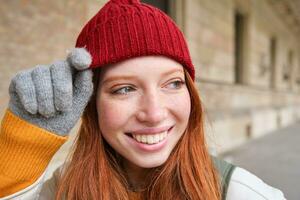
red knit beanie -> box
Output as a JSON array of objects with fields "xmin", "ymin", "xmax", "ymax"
[{"xmin": 75, "ymin": 0, "xmax": 195, "ymax": 80}]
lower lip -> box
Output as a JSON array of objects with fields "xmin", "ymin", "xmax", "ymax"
[{"xmin": 126, "ymin": 127, "xmax": 172, "ymax": 152}]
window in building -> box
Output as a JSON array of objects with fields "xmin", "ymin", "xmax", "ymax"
[
  {"xmin": 288, "ymin": 50, "xmax": 294, "ymax": 69},
  {"xmin": 297, "ymin": 70, "xmax": 300, "ymax": 85},
  {"xmin": 283, "ymin": 50, "xmax": 293, "ymax": 82},
  {"xmin": 296, "ymin": 67, "xmax": 300, "ymax": 85},
  {"xmin": 141, "ymin": 0, "xmax": 169, "ymax": 14},
  {"xmin": 234, "ymin": 11, "xmax": 247, "ymax": 84},
  {"xmin": 270, "ymin": 37, "xmax": 277, "ymax": 88}
]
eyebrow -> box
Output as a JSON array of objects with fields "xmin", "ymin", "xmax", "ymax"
[
  {"xmin": 161, "ymin": 68, "xmax": 184, "ymax": 77},
  {"xmin": 102, "ymin": 68, "xmax": 184, "ymax": 85}
]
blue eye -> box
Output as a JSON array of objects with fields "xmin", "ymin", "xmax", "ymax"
[
  {"xmin": 167, "ymin": 80, "xmax": 185, "ymax": 89},
  {"xmin": 112, "ymin": 86, "xmax": 135, "ymax": 95}
]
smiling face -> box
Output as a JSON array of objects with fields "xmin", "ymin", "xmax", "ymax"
[{"xmin": 96, "ymin": 56, "xmax": 191, "ymax": 169}]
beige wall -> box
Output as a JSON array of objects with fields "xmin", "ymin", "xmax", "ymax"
[
  {"xmin": 185, "ymin": 0, "xmax": 235, "ymax": 83},
  {"xmin": 182, "ymin": 0, "xmax": 300, "ymax": 151},
  {"xmin": 183, "ymin": 0, "xmax": 300, "ymax": 108},
  {"xmin": 184, "ymin": 0, "xmax": 300, "ymax": 91}
]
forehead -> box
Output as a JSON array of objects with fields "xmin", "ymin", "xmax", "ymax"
[{"xmin": 100, "ymin": 55, "xmax": 184, "ymax": 78}]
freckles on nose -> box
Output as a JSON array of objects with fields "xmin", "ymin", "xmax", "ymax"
[
  {"xmin": 136, "ymin": 97, "xmax": 168, "ymax": 123},
  {"xmin": 136, "ymin": 108, "xmax": 167, "ymax": 122}
]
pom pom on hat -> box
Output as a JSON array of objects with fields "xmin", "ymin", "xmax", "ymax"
[
  {"xmin": 67, "ymin": 48, "xmax": 92, "ymax": 70},
  {"xmin": 75, "ymin": 0, "xmax": 195, "ymax": 80}
]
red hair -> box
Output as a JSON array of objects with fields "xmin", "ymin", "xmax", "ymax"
[{"xmin": 56, "ymin": 68, "xmax": 221, "ymax": 200}]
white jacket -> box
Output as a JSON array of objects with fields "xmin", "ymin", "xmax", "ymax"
[{"xmin": 0, "ymin": 165, "xmax": 286, "ymax": 200}]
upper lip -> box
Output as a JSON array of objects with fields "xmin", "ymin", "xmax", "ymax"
[{"xmin": 130, "ymin": 126, "xmax": 173, "ymax": 135}]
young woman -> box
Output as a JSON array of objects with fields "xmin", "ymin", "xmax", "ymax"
[{"xmin": 0, "ymin": 0, "xmax": 285, "ymax": 199}]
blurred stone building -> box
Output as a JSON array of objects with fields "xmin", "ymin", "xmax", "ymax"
[{"xmin": 0, "ymin": 0, "xmax": 299, "ymax": 155}]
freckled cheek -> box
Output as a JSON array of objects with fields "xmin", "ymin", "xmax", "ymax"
[
  {"xmin": 97, "ymin": 99, "xmax": 136, "ymax": 133},
  {"xmin": 166, "ymin": 93, "xmax": 191, "ymax": 121}
]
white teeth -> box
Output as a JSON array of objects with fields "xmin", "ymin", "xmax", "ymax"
[
  {"xmin": 148, "ymin": 136, "xmax": 154, "ymax": 144},
  {"xmin": 136, "ymin": 135, "xmax": 142, "ymax": 141},
  {"xmin": 154, "ymin": 134, "xmax": 160, "ymax": 143},
  {"xmin": 132, "ymin": 130, "xmax": 168, "ymax": 144},
  {"xmin": 141, "ymin": 135, "xmax": 147, "ymax": 143}
]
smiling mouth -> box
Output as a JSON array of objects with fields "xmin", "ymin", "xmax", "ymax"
[{"xmin": 125, "ymin": 127, "xmax": 172, "ymax": 145}]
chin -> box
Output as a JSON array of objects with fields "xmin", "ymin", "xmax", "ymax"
[{"xmin": 130, "ymin": 154, "xmax": 170, "ymax": 168}]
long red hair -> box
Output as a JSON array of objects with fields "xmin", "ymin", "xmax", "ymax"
[{"xmin": 56, "ymin": 68, "xmax": 221, "ymax": 200}]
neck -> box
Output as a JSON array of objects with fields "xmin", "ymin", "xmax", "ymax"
[{"xmin": 122, "ymin": 160, "xmax": 151, "ymax": 192}]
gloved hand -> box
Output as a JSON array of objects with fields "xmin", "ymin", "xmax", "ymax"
[{"xmin": 8, "ymin": 48, "xmax": 93, "ymax": 136}]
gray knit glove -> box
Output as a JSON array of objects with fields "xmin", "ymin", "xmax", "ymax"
[{"xmin": 8, "ymin": 48, "xmax": 93, "ymax": 136}]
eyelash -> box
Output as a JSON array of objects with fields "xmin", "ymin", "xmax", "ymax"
[
  {"xmin": 111, "ymin": 80, "xmax": 185, "ymax": 95},
  {"xmin": 167, "ymin": 80, "xmax": 185, "ymax": 89},
  {"xmin": 112, "ymin": 85, "xmax": 136, "ymax": 95}
]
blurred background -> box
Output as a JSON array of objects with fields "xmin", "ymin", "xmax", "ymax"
[{"xmin": 0, "ymin": 0, "xmax": 299, "ymax": 199}]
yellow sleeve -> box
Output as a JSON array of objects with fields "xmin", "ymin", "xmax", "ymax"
[{"xmin": 0, "ymin": 109, "xmax": 68, "ymax": 197}]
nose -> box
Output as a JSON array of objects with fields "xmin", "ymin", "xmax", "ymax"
[{"xmin": 136, "ymin": 91, "xmax": 168, "ymax": 125}]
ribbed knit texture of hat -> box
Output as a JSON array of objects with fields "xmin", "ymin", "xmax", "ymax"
[{"xmin": 76, "ymin": 0, "xmax": 195, "ymax": 80}]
